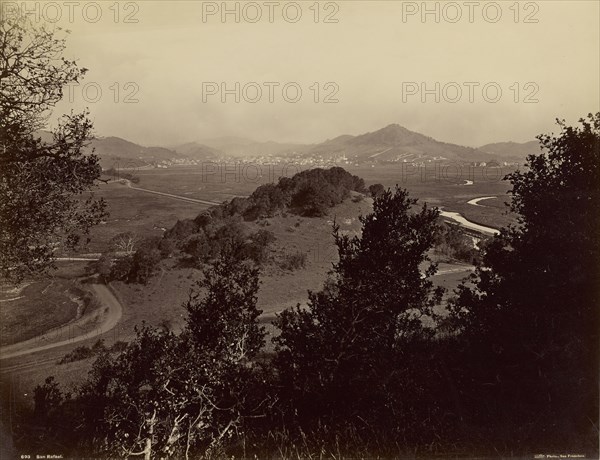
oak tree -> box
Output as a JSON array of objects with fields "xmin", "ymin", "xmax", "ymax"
[
  {"xmin": 448, "ymin": 114, "xmax": 600, "ymax": 450},
  {"xmin": 0, "ymin": 12, "xmax": 106, "ymax": 282}
]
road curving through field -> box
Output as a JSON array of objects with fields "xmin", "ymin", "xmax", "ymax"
[
  {"xmin": 0, "ymin": 284, "xmax": 123, "ymax": 360},
  {"xmin": 466, "ymin": 196, "xmax": 497, "ymax": 207},
  {"xmin": 439, "ymin": 210, "xmax": 500, "ymax": 236}
]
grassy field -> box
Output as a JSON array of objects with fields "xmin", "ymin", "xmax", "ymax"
[
  {"xmin": 62, "ymin": 164, "xmax": 516, "ymax": 262},
  {"xmin": 130, "ymin": 165, "xmax": 271, "ymax": 202},
  {"xmin": 66, "ymin": 181, "xmax": 209, "ymax": 255},
  {"xmin": 345, "ymin": 165, "xmax": 516, "ymax": 229},
  {"xmin": 0, "ymin": 279, "xmax": 99, "ymax": 347},
  {"xmin": 106, "ymin": 194, "xmax": 371, "ymax": 337},
  {"xmin": 125, "ymin": 164, "xmax": 517, "ymax": 230}
]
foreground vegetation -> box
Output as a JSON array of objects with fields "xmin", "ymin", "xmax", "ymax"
[{"xmin": 12, "ymin": 115, "xmax": 599, "ymax": 458}]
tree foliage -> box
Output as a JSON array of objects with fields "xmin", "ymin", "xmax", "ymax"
[
  {"xmin": 448, "ymin": 113, "xmax": 600, "ymax": 450},
  {"xmin": 368, "ymin": 183, "xmax": 385, "ymax": 198},
  {"xmin": 212, "ymin": 166, "xmax": 366, "ymax": 221},
  {"xmin": 274, "ymin": 186, "xmax": 443, "ymax": 436},
  {"xmin": 434, "ymin": 221, "xmax": 480, "ymax": 263},
  {"xmin": 0, "ymin": 13, "xmax": 106, "ymax": 281}
]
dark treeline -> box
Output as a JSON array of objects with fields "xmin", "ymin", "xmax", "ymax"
[{"xmin": 16, "ymin": 115, "xmax": 600, "ymax": 458}]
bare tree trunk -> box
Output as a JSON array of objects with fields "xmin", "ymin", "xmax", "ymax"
[{"xmin": 144, "ymin": 410, "xmax": 156, "ymax": 460}]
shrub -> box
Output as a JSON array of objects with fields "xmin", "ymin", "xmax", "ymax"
[
  {"xmin": 92, "ymin": 253, "xmax": 114, "ymax": 280},
  {"xmin": 194, "ymin": 211, "xmax": 212, "ymax": 228},
  {"xmin": 109, "ymin": 255, "xmax": 133, "ymax": 281},
  {"xmin": 278, "ymin": 251, "xmax": 307, "ymax": 271},
  {"xmin": 182, "ymin": 232, "xmax": 212, "ymax": 260},
  {"xmin": 244, "ymin": 183, "xmax": 288, "ymax": 220},
  {"xmin": 368, "ymin": 183, "xmax": 385, "ymax": 198},
  {"xmin": 58, "ymin": 345, "xmax": 94, "ymax": 364},
  {"xmin": 164, "ymin": 219, "xmax": 198, "ymax": 241},
  {"xmin": 252, "ymin": 229, "xmax": 276, "ymax": 246},
  {"xmin": 434, "ymin": 222, "xmax": 477, "ymax": 263},
  {"xmin": 130, "ymin": 246, "xmax": 162, "ymax": 284},
  {"xmin": 158, "ymin": 238, "xmax": 176, "ymax": 258},
  {"xmin": 67, "ymin": 255, "xmax": 267, "ymax": 458},
  {"xmin": 91, "ymin": 339, "xmax": 106, "ymax": 352},
  {"xmin": 110, "ymin": 341, "xmax": 128, "ymax": 353}
]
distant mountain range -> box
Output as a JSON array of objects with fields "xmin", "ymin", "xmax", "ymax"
[
  {"xmin": 35, "ymin": 124, "xmax": 540, "ymax": 169},
  {"xmin": 192, "ymin": 136, "xmax": 307, "ymax": 157},
  {"xmin": 478, "ymin": 140, "xmax": 540, "ymax": 158},
  {"xmin": 169, "ymin": 142, "xmax": 223, "ymax": 161}
]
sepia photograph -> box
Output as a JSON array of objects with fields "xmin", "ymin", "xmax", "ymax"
[{"xmin": 0, "ymin": 1, "xmax": 599, "ymax": 458}]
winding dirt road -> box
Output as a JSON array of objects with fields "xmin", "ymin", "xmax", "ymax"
[
  {"xmin": 467, "ymin": 196, "xmax": 497, "ymax": 207},
  {"xmin": 0, "ymin": 284, "xmax": 123, "ymax": 361}
]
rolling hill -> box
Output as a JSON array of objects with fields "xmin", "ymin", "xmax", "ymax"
[
  {"xmin": 303, "ymin": 124, "xmax": 508, "ymax": 164},
  {"xmin": 35, "ymin": 132, "xmax": 222, "ymax": 169},
  {"xmin": 86, "ymin": 137, "xmax": 179, "ymax": 169},
  {"xmin": 171, "ymin": 142, "xmax": 224, "ymax": 161},
  {"xmin": 478, "ymin": 140, "xmax": 541, "ymax": 159}
]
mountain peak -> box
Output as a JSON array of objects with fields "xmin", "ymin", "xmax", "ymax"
[
  {"xmin": 378, "ymin": 123, "xmax": 410, "ymax": 134},
  {"xmin": 382, "ymin": 123, "xmax": 403, "ymax": 129},
  {"xmin": 352, "ymin": 123, "xmax": 423, "ymax": 146}
]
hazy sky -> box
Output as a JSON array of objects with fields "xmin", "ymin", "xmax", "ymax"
[{"xmin": 15, "ymin": 0, "xmax": 600, "ymax": 147}]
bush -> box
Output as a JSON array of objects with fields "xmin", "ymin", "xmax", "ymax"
[
  {"xmin": 58, "ymin": 340, "xmax": 128, "ymax": 365},
  {"xmin": 109, "ymin": 255, "xmax": 133, "ymax": 281},
  {"xmin": 368, "ymin": 183, "xmax": 385, "ymax": 198},
  {"xmin": 103, "ymin": 168, "xmax": 140, "ymax": 184},
  {"xmin": 158, "ymin": 238, "xmax": 176, "ymax": 258},
  {"xmin": 194, "ymin": 211, "xmax": 212, "ymax": 228},
  {"xmin": 434, "ymin": 222, "xmax": 478, "ymax": 263},
  {"xmin": 91, "ymin": 339, "xmax": 106, "ymax": 352},
  {"xmin": 110, "ymin": 341, "xmax": 128, "ymax": 353},
  {"xmin": 63, "ymin": 255, "xmax": 267, "ymax": 458},
  {"xmin": 164, "ymin": 219, "xmax": 198, "ymax": 241},
  {"xmin": 182, "ymin": 232, "xmax": 212, "ymax": 260},
  {"xmin": 252, "ymin": 229, "xmax": 276, "ymax": 247},
  {"xmin": 278, "ymin": 251, "xmax": 307, "ymax": 271},
  {"xmin": 92, "ymin": 253, "xmax": 114, "ymax": 280},
  {"xmin": 130, "ymin": 246, "xmax": 162, "ymax": 283},
  {"xmin": 58, "ymin": 345, "xmax": 94, "ymax": 364},
  {"xmin": 237, "ymin": 230, "xmax": 277, "ymax": 265},
  {"xmin": 244, "ymin": 183, "xmax": 288, "ymax": 220}
]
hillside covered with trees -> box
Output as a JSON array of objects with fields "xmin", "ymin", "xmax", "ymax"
[{"xmin": 94, "ymin": 167, "xmax": 366, "ymax": 284}]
